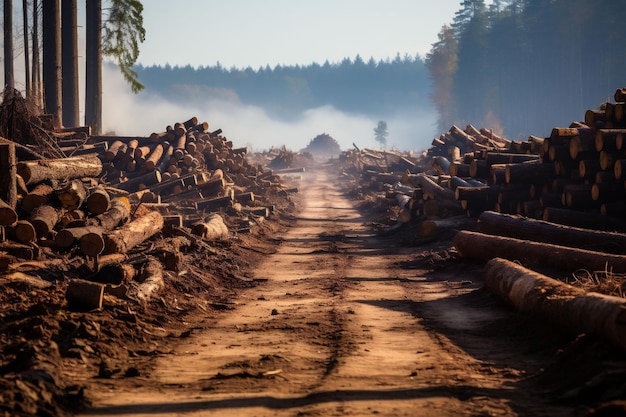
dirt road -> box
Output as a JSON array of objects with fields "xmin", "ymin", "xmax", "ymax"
[{"xmin": 79, "ymin": 166, "xmax": 584, "ymax": 416}]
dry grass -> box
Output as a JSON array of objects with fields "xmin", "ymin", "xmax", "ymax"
[{"xmin": 569, "ymin": 264, "xmax": 626, "ymax": 298}]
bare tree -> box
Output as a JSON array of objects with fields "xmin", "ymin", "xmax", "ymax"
[
  {"xmin": 42, "ymin": 0, "xmax": 62, "ymax": 126},
  {"xmin": 61, "ymin": 0, "xmax": 79, "ymax": 127},
  {"xmin": 32, "ymin": 0, "xmax": 42, "ymax": 107},
  {"xmin": 85, "ymin": 0, "xmax": 102, "ymax": 134},
  {"xmin": 4, "ymin": 0, "xmax": 14, "ymax": 89},
  {"xmin": 22, "ymin": 0, "xmax": 31, "ymax": 97}
]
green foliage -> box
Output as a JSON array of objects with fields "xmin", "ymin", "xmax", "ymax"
[
  {"xmin": 425, "ymin": 25, "xmax": 458, "ymax": 132},
  {"xmin": 103, "ymin": 0, "xmax": 146, "ymax": 93},
  {"xmin": 429, "ymin": 0, "xmax": 626, "ymax": 138},
  {"xmin": 374, "ymin": 121, "xmax": 388, "ymax": 148}
]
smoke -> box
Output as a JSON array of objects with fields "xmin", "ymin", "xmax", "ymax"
[{"xmin": 102, "ymin": 65, "xmax": 438, "ymax": 153}]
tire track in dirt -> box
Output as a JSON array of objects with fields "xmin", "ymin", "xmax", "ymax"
[{"xmin": 80, "ymin": 166, "xmax": 578, "ymax": 417}]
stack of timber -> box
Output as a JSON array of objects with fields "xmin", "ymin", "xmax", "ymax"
[
  {"xmin": 446, "ymin": 88, "xmax": 626, "ymax": 350},
  {"xmin": 0, "ymin": 115, "xmax": 297, "ymax": 310}
]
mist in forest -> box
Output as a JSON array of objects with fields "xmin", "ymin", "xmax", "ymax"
[{"xmin": 102, "ymin": 65, "xmax": 438, "ymax": 153}]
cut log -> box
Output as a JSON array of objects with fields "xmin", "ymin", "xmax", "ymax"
[
  {"xmin": 103, "ymin": 210, "xmax": 164, "ymax": 254},
  {"xmin": 0, "ymin": 198, "xmax": 18, "ymax": 226},
  {"xmin": 542, "ymin": 207, "xmax": 626, "ymax": 232},
  {"xmin": 21, "ymin": 183, "xmax": 54, "ymax": 213},
  {"xmin": 66, "ymin": 278, "xmax": 104, "ymax": 311},
  {"xmin": 85, "ymin": 186, "xmax": 111, "ymax": 215},
  {"xmin": 55, "ymin": 179, "xmax": 88, "ymax": 211},
  {"xmin": 417, "ymin": 216, "xmax": 476, "ymax": 238},
  {"xmin": 88, "ymin": 197, "xmax": 131, "ymax": 230},
  {"xmin": 14, "ymin": 220, "xmax": 36, "ymax": 244},
  {"xmin": 485, "ymin": 258, "xmax": 626, "ymax": 350},
  {"xmin": 30, "ymin": 204, "xmax": 64, "ymax": 238},
  {"xmin": 130, "ymin": 257, "xmax": 164, "ymax": 303},
  {"xmin": 55, "ymin": 225, "xmax": 104, "ymax": 249},
  {"xmin": 454, "ymin": 230, "xmax": 626, "ymax": 273},
  {"xmin": 115, "ymin": 170, "xmax": 162, "ymax": 193},
  {"xmin": 18, "ymin": 154, "xmax": 103, "ymax": 185},
  {"xmin": 478, "ymin": 211, "xmax": 626, "ymax": 254},
  {"xmin": 191, "ymin": 213, "xmax": 228, "ymax": 240}
]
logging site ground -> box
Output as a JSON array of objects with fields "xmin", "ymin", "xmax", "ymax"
[{"xmin": 3, "ymin": 160, "xmax": 626, "ymax": 417}]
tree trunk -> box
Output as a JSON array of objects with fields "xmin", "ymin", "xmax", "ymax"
[
  {"xmin": 22, "ymin": 0, "xmax": 30, "ymax": 97},
  {"xmin": 103, "ymin": 210, "xmax": 164, "ymax": 254},
  {"xmin": 42, "ymin": 0, "xmax": 62, "ymax": 126},
  {"xmin": 17, "ymin": 153, "xmax": 103, "ymax": 185},
  {"xmin": 478, "ymin": 211, "xmax": 626, "ymax": 254},
  {"xmin": 61, "ymin": 0, "xmax": 79, "ymax": 127},
  {"xmin": 32, "ymin": 0, "xmax": 42, "ymax": 107},
  {"xmin": 454, "ymin": 230, "xmax": 626, "ymax": 273},
  {"xmin": 4, "ymin": 0, "xmax": 14, "ymax": 89},
  {"xmin": 485, "ymin": 257, "xmax": 626, "ymax": 351},
  {"xmin": 85, "ymin": 0, "xmax": 102, "ymax": 134}
]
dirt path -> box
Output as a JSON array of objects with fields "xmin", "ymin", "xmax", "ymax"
[{"xmin": 79, "ymin": 167, "xmax": 583, "ymax": 417}]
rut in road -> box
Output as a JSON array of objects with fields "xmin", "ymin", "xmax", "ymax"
[{"xmin": 82, "ymin": 166, "xmax": 576, "ymax": 417}]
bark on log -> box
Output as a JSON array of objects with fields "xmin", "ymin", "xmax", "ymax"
[
  {"xmin": 417, "ymin": 216, "xmax": 475, "ymax": 237},
  {"xmin": 485, "ymin": 257, "xmax": 626, "ymax": 350},
  {"xmin": 191, "ymin": 213, "xmax": 228, "ymax": 240},
  {"xmin": 478, "ymin": 211, "xmax": 626, "ymax": 254},
  {"xmin": 454, "ymin": 230, "xmax": 626, "ymax": 272},
  {"xmin": 18, "ymin": 154, "xmax": 103, "ymax": 185},
  {"xmin": 103, "ymin": 210, "xmax": 164, "ymax": 254},
  {"xmin": 66, "ymin": 278, "xmax": 104, "ymax": 311}
]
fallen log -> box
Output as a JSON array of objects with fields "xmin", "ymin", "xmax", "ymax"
[
  {"xmin": 454, "ymin": 230, "xmax": 626, "ymax": 273},
  {"xmin": 478, "ymin": 211, "xmax": 626, "ymax": 254},
  {"xmin": 103, "ymin": 210, "xmax": 164, "ymax": 254},
  {"xmin": 18, "ymin": 154, "xmax": 103, "ymax": 185},
  {"xmin": 485, "ymin": 257, "xmax": 626, "ymax": 351},
  {"xmin": 191, "ymin": 213, "xmax": 228, "ymax": 240}
]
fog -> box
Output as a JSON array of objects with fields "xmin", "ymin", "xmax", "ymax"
[{"xmin": 102, "ymin": 65, "xmax": 438, "ymax": 154}]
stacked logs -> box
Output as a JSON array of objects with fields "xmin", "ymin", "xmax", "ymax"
[{"xmin": 0, "ymin": 116, "xmax": 297, "ymax": 310}]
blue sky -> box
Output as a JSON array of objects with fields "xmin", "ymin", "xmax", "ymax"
[{"xmin": 136, "ymin": 0, "xmax": 466, "ymax": 69}]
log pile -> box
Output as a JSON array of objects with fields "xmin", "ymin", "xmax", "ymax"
[{"xmin": 0, "ymin": 116, "xmax": 298, "ymax": 309}]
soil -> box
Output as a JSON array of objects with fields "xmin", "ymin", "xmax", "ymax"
[{"xmin": 2, "ymin": 162, "xmax": 626, "ymax": 416}]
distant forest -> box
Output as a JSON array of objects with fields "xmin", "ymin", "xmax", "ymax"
[
  {"xmin": 134, "ymin": 0, "xmax": 626, "ymax": 140},
  {"xmin": 134, "ymin": 54, "xmax": 431, "ymax": 120}
]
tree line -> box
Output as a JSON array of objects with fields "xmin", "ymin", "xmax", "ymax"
[
  {"xmin": 134, "ymin": 53, "xmax": 432, "ymax": 119},
  {"xmin": 2, "ymin": 0, "xmax": 145, "ymax": 134},
  {"xmin": 426, "ymin": 0, "xmax": 626, "ymax": 139}
]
